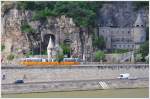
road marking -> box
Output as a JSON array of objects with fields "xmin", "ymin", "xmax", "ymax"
[{"xmin": 99, "ymin": 81, "xmax": 109, "ymax": 89}]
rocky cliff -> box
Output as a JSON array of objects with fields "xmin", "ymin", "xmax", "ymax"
[
  {"xmin": 98, "ymin": 2, "xmax": 149, "ymax": 27},
  {"xmin": 1, "ymin": 1, "xmax": 148, "ymax": 64}
]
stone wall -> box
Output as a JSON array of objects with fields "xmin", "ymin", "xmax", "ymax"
[
  {"xmin": 2, "ymin": 78, "xmax": 148, "ymax": 94},
  {"xmin": 2, "ymin": 64, "xmax": 149, "ymax": 84}
]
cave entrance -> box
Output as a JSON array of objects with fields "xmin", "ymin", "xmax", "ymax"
[
  {"xmin": 41, "ymin": 34, "xmax": 55, "ymax": 55},
  {"xmin": 30, "ymin": 34, "xmax": 55, "ymax": 56},
  {"xmin": 43, "ymin": 34, "xmax": 55, "ymax": 50},
  {"xmin": 63, "ymin": 38, "xmax": 72, "ymax": 58}
]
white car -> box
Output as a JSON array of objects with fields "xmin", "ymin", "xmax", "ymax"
[{"xmin": 117, "ymin": 73, "xmax": 130, "ymax": 79}]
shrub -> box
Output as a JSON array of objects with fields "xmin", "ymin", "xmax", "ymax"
[
  {"xmin": 112, "ymin": 49, "xmax": 129, "ymax": 54},
  {"xmin": 7, "ymin": 54, "xmax": 15, "ymax": 60},
  {"xmin": 56, "ymin": 51, "xmax": 64, "ymax": 62},
  {"xmin": 60, "ymin": 43, "xmax": 71, "ymax": 56},
  {"xmin": 32, "ymin": 7, "xmax": 57, "ymax": 21},
  {"xmin": 135, "ymin": 53, "xmax": 143, "ymax": 62},
  {"xmin": 21, "ymin": 22, "xmax": 35, "ymax": 33},
  {"xmin": 25, "ymin": 51, "xmax": 32, "ymax": 58},
  {"xmin": 1, "ymin": 44, "xmax": 5, "ymax": 51},
  {"xmin": 94, "ymin": 50, "xmax": 105, "ymax": 62},
  {"xmin": 138, "ymin": 41, "xmax": 149, "ymax": 61}
]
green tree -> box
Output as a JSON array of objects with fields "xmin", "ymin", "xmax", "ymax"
[
  {"xmin": 93, "ymin": 35, "xmax": 105, "ymax": 50},
  {"xmin": 133, "ymin": 1, "xmax": 149, "ymax": 11},
  {"xmin": 21, "ymin": 22, "xmax": 35, "ymax": 33},
  {"xmin": 135, "ymin": 53, "xmax": 143, "ymax": 62},
  {"xmin": 21, "ymin": 22, "xmax": 35, "ymax": 42},
  {"xmin": 17, "ymin": 1, "xmax": 36, "ymax": 10},
  {"xmin": 94, "ymin": 50, "xmax": 105, "ymax": 62},
  {"xmin": 138, "ymin": 41, "xmax": 149, "ymax": 61},
  {"xmin": 60, "ymin": 43, "xmax": 70, "ymax": 56},
  {"xmin": 56, "ymin": 51, "xmax": 64, "ymax": 62}
]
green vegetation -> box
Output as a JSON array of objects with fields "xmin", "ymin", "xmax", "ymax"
[
  {"xmin": 133, "ymin": 1, "xmax": 149, "ymax": 11},
  {"xmin": 111, "ymin": 49, "xmax": 129, "ymax": 54},
  {"xmin": 25, "ymin": 51, "xmax": 32, "ymax": 58},
  {"xmin": 60, "ymin": 43, "xmax": 71, "ymax": 55},
  {"xmin": 17, "ymin": 1, "xmax": 37, "ymax": 10},
  {"xmin": 32, "ymin": 7, "xmax": 57, "ymax": 21},
  {"xmin": 56, "ymin": 51, "xmax": 64, "ymax": 62},
  {"xmin": 7, "ymin": 54, "xmax": 15, "ymax": 60},
  {"xmin": 41, "ymin": 50, "xmax": 47, "ymax": 55},
  {"xmin": 25, "ymin": 50, "xmax": 47, "ymax": 56},
  {"xmin": 92, "ymin": 34, "xmax": 105, "ymax": 50},
  {"xmin": 1, "ymin": 44, "xmax": 5, "ymax": 51},
  {"xmin": 17, "ymin": 1, "xmax": 102, "ymax": 27},
  {"xmin": 138, "ymin": 41, "xmax": 149, "ymax": 61},
  {"xmin": 21, "ymin": 22, "xmax": 35, "ymax": 33},
  {"xmin": 16, "ymin": 1, "xmax": 103, "ymax": 58},
  {"xmin": 94, "ymin": 50, "xmax": 105, "ymax": 62},
  {"xmin": 135, "ymin": 53, "xmax": 143, "ymax": 62}
]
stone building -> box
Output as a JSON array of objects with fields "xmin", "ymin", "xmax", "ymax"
[{"xmin": 98, "ymin": 13, "xmax": 146, "ymax": 50}]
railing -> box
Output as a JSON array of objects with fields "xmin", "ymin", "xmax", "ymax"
[{"xmin": 120, "ymin": 51, "xmax": 134, "ymax": 63}]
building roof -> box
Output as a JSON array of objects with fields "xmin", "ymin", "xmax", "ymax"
[{"xmin": 134, "ymin": 13, "xmax": 144, "ymax": 27}]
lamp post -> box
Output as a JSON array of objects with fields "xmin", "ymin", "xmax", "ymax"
[{"xmin": 40, "ymin": 41, "xmax": 41, "ymax": 58}]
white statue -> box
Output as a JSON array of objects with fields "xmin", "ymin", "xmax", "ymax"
[{"xmin": 47, "ymin": 36, "xmax": 54, "ymax": 62}]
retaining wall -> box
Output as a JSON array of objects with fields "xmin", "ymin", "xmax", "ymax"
[
  {"xmin": 2, "ymin": 78, "xmax": 148, "ymax": 94},
  {"xmin": 2, "ymin": 64, "xmax": 149, "ymax": 84}
]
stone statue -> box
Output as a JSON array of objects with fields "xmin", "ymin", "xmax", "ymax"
[
  {"xmin": 47, "ymin": 36, "xmax": 55, "ymax": 62},
  {"xmin": 47, "ymin": 36, "xmax": 63, "ymax": 62}
]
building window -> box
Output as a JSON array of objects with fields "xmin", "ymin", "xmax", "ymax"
[
  {"xmin": 123, "ymin": 45, "xmax": 125, "ymax": 48},
  {"xmin": 119, "ymin": 45, "xmax": 121, "ymax": 48},
  {"xmin": 122, "ymin": 38, "xmax": 124, "ymax": 42},
  {"xmin": 128, "ymin": 45, "xmax": 130, "ymax": 48},
  {"xmin": 113, "ymin": 45, "xmax": 116, "ymax": 48}
]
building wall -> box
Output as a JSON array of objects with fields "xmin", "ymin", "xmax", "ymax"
[
  {"xmin": 99, "ymin": 27, "xmax": 135, "ymax": 49},
  {"xmin": 98, "ymin": 27, "xmax": 146, "ymax": 49},
  {"xmin": 98, "ymin": 13, "xmax": 146, "ymax": 50}
]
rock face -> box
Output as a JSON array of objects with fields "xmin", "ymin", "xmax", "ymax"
[
  {"xmin": 1, "ymin": 2, "xmax": 148, "ymax": 64},
  {"xmin": 1, "ymin": 8, "xmax": 30, "ymax": 64},
  {"xmin": 1, "ymin": 4, "xmax": 88, "ymax": 64},
  {"xmin": 99, "ymin": 2, "xmax": 149, "ymax": 27}
]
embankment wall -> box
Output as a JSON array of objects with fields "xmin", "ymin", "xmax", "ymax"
[
  {"xmin": 2, "ymin": 78, "xmax": 148, "ymax": 94},
  {"xmin": 2, "ymin": 64, "xmax": 149, "ymax": 84}
]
